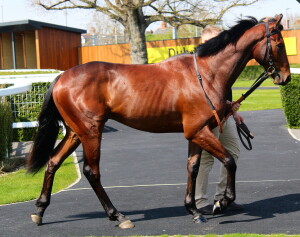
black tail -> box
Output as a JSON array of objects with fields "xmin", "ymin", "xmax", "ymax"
[{"xmin": 27, "ymin": 75, "xmax": 62, "ymax": 174}]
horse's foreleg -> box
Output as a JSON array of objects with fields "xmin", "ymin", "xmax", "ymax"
[
  {"xmin": 81, "ymin": 132, "xmax": 134, "ymax": 229},
  {"xmin": 31, "ymin": 128, "xmax": 81, "ymax": 225},
  {"xmin": 188, "ymin": 126, "xmax": 237, "ymax": 215},
  {"xmin": 185, "ymin": 141, "xmax": 207, "ymax": 223}
]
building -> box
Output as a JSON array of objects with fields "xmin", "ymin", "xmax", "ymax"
[{"xmin": 0, "ymin": 19, "xmax": 86, "ymax": 70}]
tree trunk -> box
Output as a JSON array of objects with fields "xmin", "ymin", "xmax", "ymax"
[{"xmin": 127, "ymin": 8, "xmax": 148, "ymax": 64}]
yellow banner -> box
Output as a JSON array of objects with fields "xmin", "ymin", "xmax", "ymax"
[
  {"xmin": 147, "ymin": 37, "xmax": 298, "ymax": 63},
  {"xmin": 147, "ymin": 45, "xmax": 196, "ymax": 63},
  {"xmin": 283, "ymin": 37, "xmax": 297, "ymax": 56}
]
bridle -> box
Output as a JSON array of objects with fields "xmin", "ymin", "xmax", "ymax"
[
  {"xmin": 193, "ymin": 21, "xmax": 283, "ymax": 135},
  {"xmin": 263, "ymin": 21, "xmax": 283, "ymax": 76}
]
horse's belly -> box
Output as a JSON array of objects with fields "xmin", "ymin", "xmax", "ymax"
[{"xmin": 109, "ymin": 113, "xmax": 183, "ymax": 133}]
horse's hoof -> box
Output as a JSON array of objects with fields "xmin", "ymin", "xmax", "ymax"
[
  {"xmin": 31, "ymin": 214, "xmax": 42, "ymax": 226},
  {"xmin": 212, "ymin": 201, "xmax": 223, "ymax": 215},
  {"xmin": 118, "ymin": 220, "xmax": 135, "ymax": 229},
  {"xmin": 193, "ymin": 215, "xmax": 207, "ymax": 223}
]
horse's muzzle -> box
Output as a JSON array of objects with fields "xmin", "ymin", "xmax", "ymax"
[
  {"xmin": 274, "ymin": 74, "xmax": 291, "ymax": 86},
  {"xmin": 278, "ymin": 74, "xmax": 291, "ymax": 86}
]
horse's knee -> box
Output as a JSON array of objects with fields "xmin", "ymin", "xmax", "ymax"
[{"xmin": 224, "ymin": 156, "xmax": 236, "ymax": 172}]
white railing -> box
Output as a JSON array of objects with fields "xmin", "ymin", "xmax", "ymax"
[
  {"xmin": 0, "ymin": 82, "xmax": 32, "ymax": 97},
  {"xmin": 0, "ymin": 72, "xmax": 61, "ymax": 129},
  {"xmin": 291, "ymin": 68, "xmax": 300, "ymax": 74},
  {"xmin": 0, "ymin": 73, "xmax": 60, "ymax": 97}
]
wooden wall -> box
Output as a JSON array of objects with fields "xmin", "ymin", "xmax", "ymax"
[
  {"xmin": 146, "ymin": 37, "xmax": 202, "ymax": 48},
  {"xmin": 36, "ymin": 27, "xmax": 82, "ymax": 70},
  {"xmin": 24, "ymin": 31, "xmax": 37, "ymax": 69},
  {"xmin": 0, "ymin": 31, "xmax": 37, "ymax": 69},
  {"xmin": 0, "ymin": 32, "xmax": 13, "ymax": 69},
  {"xmin": 81, "ymin": 43, "xmax": 131, "ymax": 64},
  {"xmin": 14, "ymin": 32, "xmax": 25, "ymax": 69},
  {"xmin": 81, "ymin": 37, "xmax": 202, "ymax": 65}
]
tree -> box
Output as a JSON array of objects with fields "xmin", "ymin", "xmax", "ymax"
[{"xmin": 35, "ymin": 0, "xmax": 258, "ymax": 64}]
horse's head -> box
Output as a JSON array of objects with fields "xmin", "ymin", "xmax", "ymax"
[{"xmin": 253, "ymin": 14, "xmax": 291, "ymax": 85}]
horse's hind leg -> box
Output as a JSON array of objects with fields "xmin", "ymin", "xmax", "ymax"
[
  {"xmin": 81, "ymin": 123, "xmax": 134, "ymax": 229},
  {"xmin": 31, "ymin": 127, "xmax": 81, "ymax": 225}
]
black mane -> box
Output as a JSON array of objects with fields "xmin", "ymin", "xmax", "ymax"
[{"xmin": 195, "ymin": 17, "xmax": 259, "ymax": 57}]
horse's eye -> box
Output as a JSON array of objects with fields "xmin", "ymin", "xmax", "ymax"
[
  {"xmin": 276, "ymin": 43, "xmax": 284, "ymax": 50},
  {"xmin": 278, "ymin": 25, "xmax": 283, "ymax": 31}
]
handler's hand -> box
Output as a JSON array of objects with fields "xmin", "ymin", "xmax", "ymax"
[
  {"xmin": 233, "ymin": 111, "xmax": 244, "ymax": 125},
  {"xmin": 231, "ymin": 101, "xmax": 240, "ymax": 112}
]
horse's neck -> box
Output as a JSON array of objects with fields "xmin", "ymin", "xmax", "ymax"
[{"xmin": 207, "ymin": 26, "xmax": 264, "ymax": 91}]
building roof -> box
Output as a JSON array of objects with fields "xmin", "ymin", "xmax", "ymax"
[{"xmin": 0, "ymin": 19, "xmax": 86, "ymax": 33}]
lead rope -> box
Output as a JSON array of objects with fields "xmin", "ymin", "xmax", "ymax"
[
  {"xmin": 221, "ymin": 70, "xmax": 271, "ymax": 126},
  {"xmin": 193, "ymin": 53, "xmax": 223, "ymax": 133}
]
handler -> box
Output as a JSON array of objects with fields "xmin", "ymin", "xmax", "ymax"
[{"xmin": 195, "ymin": 25, "xmax": 244, "ymax": 215}]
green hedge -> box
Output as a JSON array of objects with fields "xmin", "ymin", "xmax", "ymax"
[
  {"xmin": 0, "ymin": 101, "xmax": 13, "ymax": 161},
  {"xmin": 280, "ymin": 74, "xmax": 300, "ymax": 128}
]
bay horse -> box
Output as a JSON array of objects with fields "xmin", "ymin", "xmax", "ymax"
[{"xmin": 27, "ymin": 14, "xmax": 290, "ymax": 228}]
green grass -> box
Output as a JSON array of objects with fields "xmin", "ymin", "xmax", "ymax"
[
  {"xmin": 290, "ymin": 63, "xmax": 300, "ymax": 68},
  {"xmin": 0, "ymin": 156, "xmax": 78, "ymax": 205},
  {"xmin": 232, "ymin": 76, "xmax": 282, "ymax": 111},
  {"xmin": 233, "ymin": 79, "xmax": 278, "ymax": 88},
  {"xmin": 233, "ymin": 88, "xmax": 282, "ymax": 111}
]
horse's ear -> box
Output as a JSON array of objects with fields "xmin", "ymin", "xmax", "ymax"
[{"xmin": 274, "ymin": 14, "xmax": 283, "ymax": 27}]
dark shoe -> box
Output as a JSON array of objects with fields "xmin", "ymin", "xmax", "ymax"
[{"xmin": 198, "ymin": 204, "xmax": 213, "ymax": 215}]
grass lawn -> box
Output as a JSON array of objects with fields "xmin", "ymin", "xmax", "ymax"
[
  {"xmin": 233, "ymin": 88, "xmax": 282, "ymax": 111},
  {"xmin": 233, "ymin": 79, "xmax": 279, "ymax": 88},
  {"xmin": 0, "ymin": 156, "xmax": 78, "ymax": 205},
  {"xmin": 232, "ymin": 78, "xmax": 282, "ymax": 111}
]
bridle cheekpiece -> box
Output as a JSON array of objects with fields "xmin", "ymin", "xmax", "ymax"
[{"xmin": 264, "ymin": 21, "xmax": 283, "ymax": 77}]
